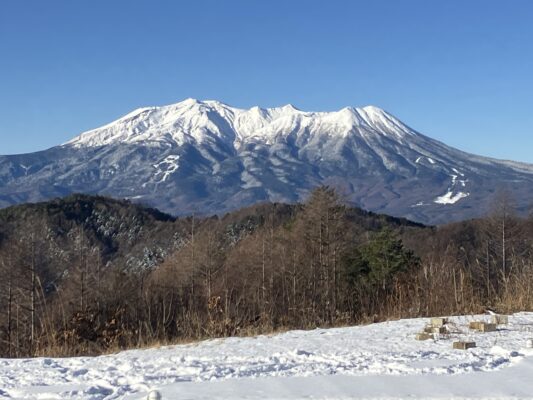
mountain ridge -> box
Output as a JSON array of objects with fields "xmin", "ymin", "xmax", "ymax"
[
  {"xmin": 64, "ymin": 100, "xmax": 415, "ymax": 147},
  {"xmin": 1, "ymin": 98, "xmax": 533, "ymax": 224}
]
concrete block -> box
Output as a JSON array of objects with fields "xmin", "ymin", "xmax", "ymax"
[
  {"xmin": 480, "ymin": 323, "xmax": 497, "ymax": 332},
  {"xmin": 415, "ymin": 332, "xmax": 434, "ymax": 341},
  {"xmin": 431, "ymin": 317, "xmax": 447, "ymax": 327},
  {"xmin": 469, "ymin": 321, "xmax": 483, "ymax": 330},
  {"xmin": 470, "ymin": 321, "xmax": 497, "ymax": 332},
  {"xmin": 453, "ymin": 341, "xmax": 476, "ymax": 350},
  {"xmin": 491, "ymin": 315, "xmax": 508, "ymax": 325},
  {"xmin": 425, "ymin": 325, "xmax": 447, "ymax": 334},
  {"xmin": 432, "ymin": 326, "xmax": 447, "ymax": 334}
]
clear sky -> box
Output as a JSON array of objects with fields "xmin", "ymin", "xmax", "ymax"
[{"xmin": 1, "ymin": 0, "xmax": 532, "ymax": 161}]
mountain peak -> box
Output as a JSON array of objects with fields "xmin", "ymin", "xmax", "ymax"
[
  {"xmin": 361, "ymin": 104, "xmax": 387, "ymax": 114},
  {"xmin": 280, "ymin": 103, "xmax": 300, "ymax": 112},
  {"xmin": 182, "ymin": 97, "xmax": 200, "ymax": 105},
  {"xmin": 65, "ymin": 99, "xmax": 418, "ymax": 149},
  {"xmin": 358, "ymin": 105, "xmax": 396, "ymax": 121}
]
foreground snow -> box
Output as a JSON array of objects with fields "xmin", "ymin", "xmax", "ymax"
[{"xmin": 2, "ymin": 313, "xmax": 533, "ymax": 399}]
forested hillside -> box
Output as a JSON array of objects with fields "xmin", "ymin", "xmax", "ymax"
[{"xmin": 0, "ymin": 189, "xmax": 531, "ymax": 357}]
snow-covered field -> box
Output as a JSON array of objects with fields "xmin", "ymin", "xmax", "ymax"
[{"xmin": 2, "ymin": 313, "xmax": 533, "ymax": 399}]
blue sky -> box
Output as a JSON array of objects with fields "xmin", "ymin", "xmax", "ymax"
[{"xmin": 1, "ymin": 0, "xmax": 532, "ymax": 161}]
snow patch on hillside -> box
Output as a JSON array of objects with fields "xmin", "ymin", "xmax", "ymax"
[
  {"xmin": 434, "ymin": 169, "xmax": 470, "ymax": 205},
  {"xmin": 153, "ymin": 155, "xmax": 180, "ymax": 183},
  {"xmin": 435, "ymin": 190, "xmax": 469, "ymax": 204}
]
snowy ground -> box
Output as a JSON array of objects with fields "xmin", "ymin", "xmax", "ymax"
[{"xmin": 2, "ymin": 313, "xmax": 533, "ymax": 399}]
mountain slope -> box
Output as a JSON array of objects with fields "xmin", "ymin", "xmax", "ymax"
[{"xmin": 1, "ymin": 99, "xmax": 532, "ymax": 224}]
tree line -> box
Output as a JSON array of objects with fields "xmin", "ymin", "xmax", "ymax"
[{"xmin": 0, "ymin": 188, "xmax": 532, "ymax": 357}]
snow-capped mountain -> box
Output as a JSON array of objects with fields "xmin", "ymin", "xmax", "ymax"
[{"xmin": 1, "ymin": 98, "xmax": 533, "ymax": 224}]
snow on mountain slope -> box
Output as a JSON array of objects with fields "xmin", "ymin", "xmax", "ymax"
[
  {"xmin": 2, "ymin": 313, "xmax": 533, "ymax": 399},
  {"xmin": 1, "ymin": 98, "xmax": 533, "ymax": 224},
  {"xmin": 65, "ymin": 99, "xmax": 415, "ymax": 149}
]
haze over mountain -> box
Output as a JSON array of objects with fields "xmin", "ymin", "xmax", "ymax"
[{"xmin": 1, "ymin": 98, "xmax": 532, "ymax": 224}]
